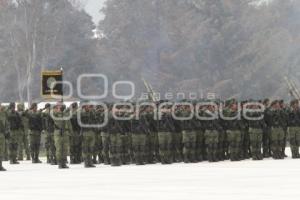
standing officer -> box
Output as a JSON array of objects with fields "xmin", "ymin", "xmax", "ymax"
[
  {"xmin": 42, "ymin": 103, "xmax": 57, "ymax": 164},
  {"xmin": 269, "ymin": 100, "xmax": 287, "ymax": 159},
  {"xmin": 0, "ymin": 104, "xmax": 7, "ymax": 171},
  {"xmin": 80, "ymin": 104, "xmax": 96, "ymax": 168},
  {"xmin": 157, "ymin": 103, "xmax": 174, "ymax": 164},
  {"xmin": 6, "ymin": 102, "xmax": 22, "ymax": 164},
  {"xmin": 69, "ymin": 102, "xmax": 82, "ymax": 164},
  {"xmin": 27, "ymin": 103, "xmax": 43, "ymax": 163},
  {"xmin": 17, "ymin": 103, "xmax": 30, "ymax": 161},
  {"xmin": 287, "ymin": 100, "xmax": 300, "ymax": 158},
  {"xmin": 53, "ymin": 102, "xmax": 70, "ymax": 169}
]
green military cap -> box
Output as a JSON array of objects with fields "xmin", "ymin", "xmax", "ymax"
[
  {"xmin": 9, "ymin": 102, "xmax": 15, "ymax": 107},
  {"xmin": 30, "ymin": 103, "xmax": 38, "ymax": 109},
  {"xmin": 271, "ymin": 100, "xmax": 279, "ymax": 107},
  {"xmin": 17, "ymin": 103, "xmax": 25, "ymax": 110}
]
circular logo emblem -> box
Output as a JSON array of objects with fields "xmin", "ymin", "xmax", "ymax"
[{"xmin": 47, "ymin": 77, "xmax": 57, "ymax": 89}]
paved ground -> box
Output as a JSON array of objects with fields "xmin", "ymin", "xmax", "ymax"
[{"xmin": 1, "ymin": 149, "xmax": 299, "ymax": 200}]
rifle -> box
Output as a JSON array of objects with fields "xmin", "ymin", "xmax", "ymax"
[
  {"xmin": 284, "ymin": 76, "xmax": 300, "ymax": 99},
  {"xmin": 142, "ymin": 77, "xmax": 158, "ymax": 102}
]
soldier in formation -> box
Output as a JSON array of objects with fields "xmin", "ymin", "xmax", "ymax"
[{"xmin": 0, "ymin": 98, "xmax": 299, "ymax": 171}]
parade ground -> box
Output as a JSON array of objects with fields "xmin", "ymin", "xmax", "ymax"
[{"xmin": 0, "ymin": 148, "xmax": 299, "ymax": 200}]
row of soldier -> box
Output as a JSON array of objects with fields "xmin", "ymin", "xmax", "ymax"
[{"xmin": 0, "ymin": 98, "xmax": 299, "ymax": 171}]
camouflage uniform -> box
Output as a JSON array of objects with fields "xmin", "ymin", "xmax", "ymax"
[
  {"xmin": 42, "ymin": 105, "xmax": 56, "ymax": 164},
  {"xmin": 101, "ymin": 118, "xmax": 110, "ymax": 165},
  {"xmin": 108, "ymin": 113, "xmax": 122, "ymax": 166},
  {"xmin": 117, "ymin": 111, "xmax": 131, "ymax": 165},
  {"xmin": 0, "ymin": 106, "xmax": 7, "ymax": 171},
  {"xmin": 144, "ymin": 110, "xmax": 159, "ymax": 163},
  {"xmin": 263, "ymin": 100, "xmax": 272, "ymax": 158},
  {"xmin": 27, "ymin": 105, "xmax": 43, "ymax": 163},
  {"xmin": 268, "ymin": 106, "xmax": 287, "ymax": 159},
  {"xmin": 17, "ymin": 104, "xmax": 30, "ymax": 161},
  {"xmin": 287, "ymin": 102, "xmax": 300, "ymax": 158},
  {"xmin": 69, "ymin": 105, "xmax": 82, "ymax": 164},
  {"xmin": 53, "ymin": 106, "xmax": 71, "ymax": 169},
  {"xmin": 131, "ymin": 112, "xmax": 148, "ymax": 165},
  {"xmin": 81, "ymin": 107, "xmax": 96, "ymax": 168},
  {"xmin": 93, "ymin": 107, "xmax": 104, "ymax": 164},
  {"xmin": 172, "ymin": 117, "xmax": 183, "ymax": 163},
  {"xmin": 203, "ymin": 117, "xmax": 222, "ymax": 162},
  {"xmin": 247, "ymin": 111, "xmax": 266, "ymax": 160},
  {"xmin": 223, "ymin": 108, "xmax": 243, "ymax": 161},
  {"xmin": 179, "ymin": 110, "xmax": 197, "ymax": 163},
  {"xmin": 157, "ymin": 112, "xmax": 175, "ymax": 164},
  {"xmin": 6, "ymin": 103, "xmax": 22, "ymax": 164}
]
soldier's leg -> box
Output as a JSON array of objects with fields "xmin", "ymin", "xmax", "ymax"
[
  {"xmin": 69, "ymin": 136, "xmax": 75, "ymax": 164},
  {"xmin": 131, "ymin": 134, "xmax": 139, "ymax": 164},
  {"xmin": 196, "ymin": 130, "xmax": 204, "ymax": 162},
  {"xmin": 49, "ymin": 134, "xmax": 57, "ymax": 165},
  {"xmin": 54, "ymin": 131, "xmax": 62, "ymax": 167},
  {"xmin": 278, "ymin": 129, "xmax": 285, "ymax": 159},
  {"xmin": 263, "ymin": 128, "xmax": 271, "ymax": 158},
  {"xmin": 82, "ymin": 134, "xmax": 89, "ymax": 167},
  {"xmin": 120, "ymin": 133, "xmax": 130, "ymax": 165},
  {"xmin": 4, "ymin": 138, "xmax": 8, "ymax": 161},
  {"xmin": 227, "ymin": 131, "xmax": 235, "ymax": 161},
  {"xmin": 114, "ymin": 134, "xmax": 122, "ymax": 166},
  {"xmin": 249, "ymin": 130, "xmax": 256, "ymax": 160},
  {"xmin": 217, "ymin": 130, "xmax": 225, "ymax": 161},
  {"xmin": 182, "ymin": 131, "xmax": 190, "ymax": 163},
  {"xmin": 109, "ymin": 134, "xmax": 121, "ymax": 167},
  {"xmin": 89, "ymin": 132, "xmax": 96, "ymax": 167},
  {"xmin": 166, "ymin": 132, "xmax": 173, "ymax": 164},
  {"xmin": 34, "ymin": 132, "xmax": 42, "ymax": 163},
  {"xmin": 257, "ymin": 130, "xmax": 263, "ymax": 160},
  {"xmin": 158, "ymin": 132, "xmax": 169, "ymax": 164},
  {"xmin": 213, "ymin": 131, "xmax": 219, "ymax": 162},
  {"xmin": 137, "ymin": 134, "xmax": 147, "ymax": 165},
  {"xmin": 289, "ymin": 128, "xmax": 297, "ymax": 158},
  {"xmin": 272, "ymin": 128, "xmax": 282, "ymax": 159},
  {"xmin": 282, "ymin": 129, "xmax": 288, "ymax": 157},
  {"xmin": 147, "ymin": 132, "xmax": 156, "ymax": 164},
  {"xmin": 45, "ymin": 133, "xmax": 51, "ymax": 163},
  {"xmin": 101, "ymin": 132, "xmax": 110, "ymax": 165},
  {"xmin": 295, "ymin": 129, "xmax": 300, "ymax": 158},
  {"xmin": 144, "ymin": 133, "xmax": 151, "ymax": 163},
  {"xmin": 239, "ymin": 130, "xmax": 245, "ymax": 160},
  {"xmin": 9, "ymin": 131, "xmax": 19, "ymax": 164},
  {"xmin": 23, "ymin": 130, "xmax": 30, "ymax": 160},
  {"xmin": 17, "ymin": 130, "xmax": 24, "ymax": 161},
  {"xmin": 0, "ymin": 135, "xmax": 6, "ymax": 171},
  {"xmin": 97, "ymin": 134, "xmax": 104, "ymax": 164},
  {"xmin": 92, "ymin": 133, "xmax": 100, "ymax": 164}
]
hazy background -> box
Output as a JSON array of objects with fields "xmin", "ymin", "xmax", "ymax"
[
  {"xmin": 0, "ymin": 0, "xmax": 299, "ymax": 103},
  {"xmin": 84, "ymin": 0, "xmax": 105, "ymax": 24}
]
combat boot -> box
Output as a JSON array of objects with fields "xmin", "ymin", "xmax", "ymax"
[
  {"xmin": 84, "ymin": 159, "xmax": 96, "ymax": 168},
  {"xmin": 10, "ymin": 160, "xmax": 20, "ymax": 164},
  {"xmin": 0, "ymin": 161, "xmax": 6, "ymax": 171},
  {"xmin": 46, "ymin": 156, "xmax": 51, "ymax": 164},
  {"xmin": 26, "ymin": 154, "xmax": 31, "ymax": 160},
  {"xmin": 58, "ymin": 162, "xmax": 69, "ymax": 169}
]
